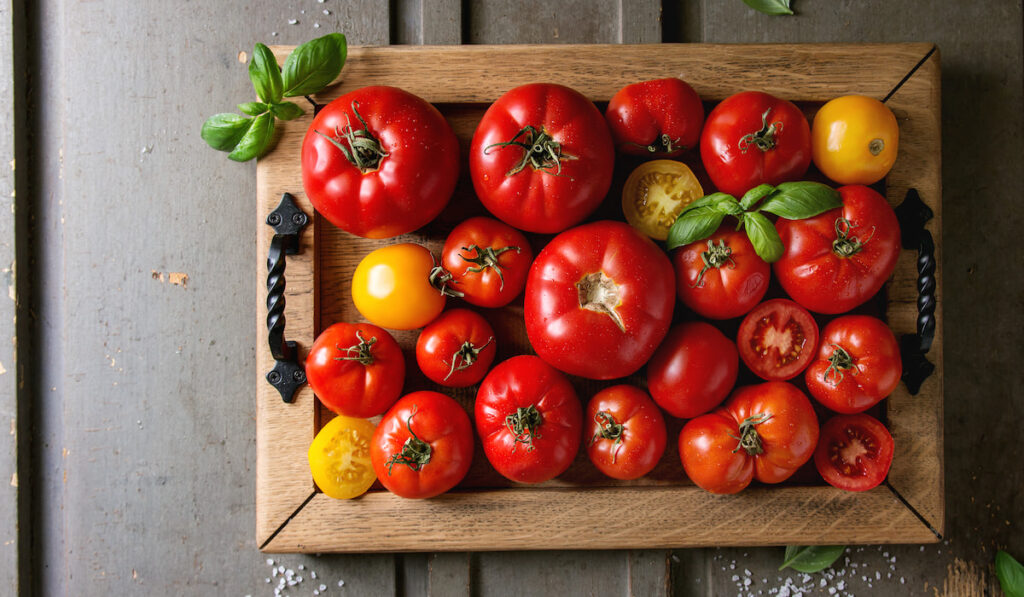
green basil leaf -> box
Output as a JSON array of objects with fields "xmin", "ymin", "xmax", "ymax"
[
  {"xmin": 238, "ymin": 102, "xmax": 269, "ymax": 116},
  {"xmin": 200, "ymin": 113, "xmax": 254, "ymax": 152},
  {"xmin": 744, "ymin": 211, "xmax": 784, "ymax": 262},
  {"xmin": 757, "ymin": 181, "xmax": 842, "ymax": 220},
  {"xmin": 666, "ymin": 206, "xmax": 726, "ymax": 251},
  {"xmin": 742, "ymin": 0, "xmax": 794, "ymax": 16},
  {"xmin": 270, "ymin": 101, "xmax": 304, "ymax": 121},
  {"xmin": 282, "ymin": 33, "xmax": 347, "ymax": 97},
  {"xmin": 679, "ymin": 192, "xmax": 741, "ymax": 218},
  {"xmin": 779, "ymin": 545, "xmax": 845, "ymax": 573},
  {"xmin": 250, "ymin": 43, "xmax": 283, "ymax": 104},
  {"xmin": 228, "ymin": 112, "xmax": 275, "ymax": 162},
  {"xmin": 996, "ymin": 550, "xmax": 1024, "ymax": 597},
  {"xmin": 739, "ymin": 183, "xmax": 776, "ymax": 210}
]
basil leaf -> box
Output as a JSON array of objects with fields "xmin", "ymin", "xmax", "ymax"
[
  {"xmin": 282, "ymin": 33, "xmax": 347, "ymax": 97},
  {"xmin": 996, "ymin": 551, "xmax": 1024, "ymax": 597},
  {"xmin": 740, "ymin": 184, "xmax": 776, "ymax": 210},
  {"xmin": 270, "ymin": 101, "xmax": 304, "ymax": 121},
  {"xmin": 744, "ymin": 211, "xmax": 784, "ymax": 262},
  {"xmin": 250, "ymin": 43, "xmax": 283, "ymax": 104},
  {"xmin": 228, "ymin": 112, "xmax": 275, "ymax": 162},
  {"xmin": 666, "ymin": 206, "xmax": 726, "ymax": 251},
  {"xmin": 742, "ymin": 0, "xmax": 794, "ymax": 16},
  {"xmin": 779, "ymin": 545, "xmax": 845, "ymax": 573},
  {"xmin": 238, "ymin": 102, "xmax": 269, "ymax": 116},
  {"xmin": 757, "ymin": 182, "xmax": 842, "ymax": 220},
  {"xmin": 201, "ymin": 113, "xmax": 254, "ymax": 152}
]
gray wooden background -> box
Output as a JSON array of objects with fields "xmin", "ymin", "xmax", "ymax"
[{"xmin": 3, "ymin": 0, "xmax": 1022, "ymax": 595}]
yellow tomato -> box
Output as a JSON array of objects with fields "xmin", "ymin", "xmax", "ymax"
[
  {"xmin": 622, "ymin": 160, "xmax": 704, "ymax": 240},
  {"xmin": 352, "ymin": 243, "xmax": 447, "ymax": 330},
  {"xmin": 812, "ymin": 95, "xmax": 898, "ymax": 185},
  {"xmin": 308, "ymin": 415, "xmax": 377, "ymax": 500}
]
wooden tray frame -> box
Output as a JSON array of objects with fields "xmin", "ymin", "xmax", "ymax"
[{"xmin": 255, "ymin": 43, "xmax": 943, "ymax": 552}]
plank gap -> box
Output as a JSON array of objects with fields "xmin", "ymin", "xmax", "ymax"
[
  {"xmin": 882, "ymin": 44, "xmax": 937, "ymax": 103},
  {"xmin": 259, "ymin": 491, "xmax": 317, "ymax": 551},
  {"xmin": 884, "ymin": 480, "xmax": 943, "ymax": 541}
]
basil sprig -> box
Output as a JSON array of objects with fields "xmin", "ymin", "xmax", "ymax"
[
  {"xmin": 778, "ymin": 545, "xmax": 845, "ymax": 574},
  {"xmin": 997, "ymin": 550, "xmax": 1024, "ymax": 597},
  {"xmin": 201, "ymin": 33, "xmax": 347, "ymax": 162},
  {"xmin": 743, "ymin": 0, "xmax": 794, "ymax": 16},
  {"xmin": 666, "ymin": 181, "xmax": 841, "ymax": 263}
]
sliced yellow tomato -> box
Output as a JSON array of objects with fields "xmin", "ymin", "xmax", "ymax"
[
  {"xmin": 351, "ymin": 243, "xmax": 448, "ymax": 330},
  {"xmin": 308, "ymin": 415, "xmax": 377, "ymax": 500},
  {"xmin": 812, "ymin": 95, "xmax": 898, "ymax": 185},
  {"xmin": 622, "ymin": 160, "xmax": 704, "ymax": 240}
]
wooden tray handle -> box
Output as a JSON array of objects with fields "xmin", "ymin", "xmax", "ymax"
[
  {"xmin": 265, "ymin": 192, "xmax": 309, "ymax": 403},
  {"xmin": 895, "ymin": 188, "xmax": 937, "ymax": 395}
]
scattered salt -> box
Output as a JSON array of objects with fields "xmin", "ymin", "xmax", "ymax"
[
  {"xmin": 323, "ymin": 9, "xmax": 330, "ymax": 15},
  {"xmin": 266, "ymin": 558, "xmax": 274, "ymax": 566},
  {"xmin": 320, "ymin": 584, "xmax": 327, "ymax": 591},
  {"xmin": 338, "ymin": 579, "xmax": 345, "ymax": 587},
  {"xmin": 288, "ymin": 19, "xmax": 299, "ymax": 25},
  {"xmin": 298, "ymin": 564, "xmax": 305, "ymax": 570},
  {"xmin": 314, "ymin": 23, "xmax": 321, "ymax": 28}
]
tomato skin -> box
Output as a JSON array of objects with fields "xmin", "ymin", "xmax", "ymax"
[
  {"xmin": 672, "ymin": 226, "xmax": 770, "ymax": 320},
  {"xmin": 585, "ymin": 385, "xmax": 667, "ymax": 480},
  {"xmin": 308, "ymin": 415, "xmax": 377, "ymax": 500},
  {"xmin": 774, "ymin": 185, "xmax": 901, "ymax": 314},
  {"xmin": 738, "ymin": 299, "xmax": 820, "ymax": 381},
  {"xmin": 415, "ymin": 309, "xmax": 497, "ymax": 388},
  {"xmin": 605, "ymin": 78, "xmax": 705, "ymax": 156},
  {"xmin": 370, "ymin": 391, "xmax": 474, "ymax": 499},
  {"xmin": 699, "ymin": 91, "xmax": 811, "ymax": 197},
  {"xmin": 306, "ymin": 323, "xmax": 405, "ymax": 417},
  {"xmin": 678, "ymin": 413, "xmax": 753, "ymax": 494},
  {"xmin": 812, "ymin": 95, "xmax": 899, "ymax": 185},
  {"xmin": 470, "ymin": 83, "xmax": 614, "ymax": 234},
  {"xmin": 814, "ymin": 413, "xmax": 894, "ymax": 492},
  {"xmin": 525, "ymin": 221, "xmax": 675, "ymax": 380},
  {"xmin": 301, "ymin": 86, "xmax": 459, "ymax": 239},
  {"xmin": 475, "ymin": 356, "xmax": 582, "ymax": 484},
  {"xmin": 351, "ymin": 243, "xmax": 448, "ymax": 330},
  {"xmin": 805, "ymin": 315, "xmax": 901, "ymax": 414},
  {"xmin": 440, "ymin": 217, "xmax": 533, "ymax": 308},
  {"xmin": 647, "ymin": 322, "xmax": 739, "ymax": 419}
]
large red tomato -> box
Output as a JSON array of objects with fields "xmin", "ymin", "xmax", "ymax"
[
  {"xmin": 605, "ymin": 78, "xmax": 704, "ymax": 156},
  {"xmin": 305, "ymin": 322, "xmax": 404, "ymax": 417},
  {"xmin": 774, "ymin": 185, "xmax": 901, "ymax": 313},
  {"xmin": 585, "ymin": 385, "xmax": 667, "ymax": 480},
  {"xmin": 524, "ymin": 221, "xmax": 675, "ymax": 380},
  {"xmin": 475, "ymin": 356, "xmax": 582, "ymax": 484},
  {"xmin": 672, "ymin": 226, "xmax": 770, "ymax": 320},
  {"xmin": 700, "ymin": 91, "xmax": 811, "ymax": 197},
  {"xmin": 469, "ymin": 83, "xmax": 614, "ymax": 233},
  {"xmin": 647, "ymin": 322, "xmax": 739, "ymax": 419},
  {"xmin": 415, "ymin": 309, "xmax": 497, "ymax": 388},
  {"xmin": 302, "ymin": 86, "xmax": 459, "ymax": 239},
  {"xmin": 440, "ymin": 217, "xmax": 533, "ymax": 308},
  {"xmin": 805, "ymin": 315, "xmax": 901, "ymax": 413}
]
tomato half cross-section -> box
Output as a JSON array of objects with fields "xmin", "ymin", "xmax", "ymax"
[
  {"xmin": 440, "ymin": 217, "xmax": 534, "ymax": 308},
  {"xmin": 308, "ymin": 414, "xmax": 377, "ymax": 500},
  {"xmin": 305, "ymin": 322, "xmax": 405, "ymax": 418},
  {"xmin": 737, "ymin": 298, "xmax": 819, "ymax": 381},
  {"xmin": 622, "ymin": 160, "xmax": 704, "ymax": 241},
  {"xmin": 814, "ymin": 413, "xmax": 894, "ymax": 492},
  {"xmin": 605, "ymin": 78, "xmax": 705, "ymax": 157},
  {"xmin": 805, "ymin": 315, "xmax": 902, "ymax": 414},
  {"xmin": 524, "ymin": 221, "xmax": 675, "ymax": 380},
  {"xmin": 585, "ymin": 385, "xmax": 667, "ymax": 480}
]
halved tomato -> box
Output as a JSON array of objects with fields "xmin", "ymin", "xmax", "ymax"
[
  {"xmin": 622, "ymin": 160, "xmax": 703, "ymax": 240},
  {"xmin": 308, "ymin": 415, "xmax": 377, "ymax": 500},
  {"xmin": 738, "ymin": 299, "xmax": 819, "ymax": 381},
  {"xmin": 814, "ymin": 413, "xmax": 894, "ymax": 492}
]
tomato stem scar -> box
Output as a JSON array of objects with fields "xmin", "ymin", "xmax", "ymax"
[
  {"xmin": 385, "ymin": 407, "xmax": 433, "ymax": 475},
  {"xmin": 483, "ymin": 125, "xmax": 578, "ymax": 177},
  {"xmin": 738, "ymin": 109, "xmax": 784, "ymax": 154},
  {"xmin": 590, "ymin": 411, "xmax": 625, "ymax": 464},
  {"xmin": 335, "ymin": 330, "xmax": 377, "ymax": 365}
]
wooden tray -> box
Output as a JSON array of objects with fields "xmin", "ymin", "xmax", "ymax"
[{"xmin": 256, "ymin": 43, "xmax": 943, "ymax": 553}]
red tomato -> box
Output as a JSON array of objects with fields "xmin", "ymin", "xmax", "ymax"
[
  {"xmin": 647, "ymin": 322, "xmax": 739, "ymax": 419},
  {"xmin": 774, "ymin": 185, "xmax": 901, "ymax": 313},
  {"xmin": 301, "ymin": 86, "xmax": 459, "ymax": 239},
  {"xmin": 672, "ymin": 226, "xmax": 770, "ymax": 320},
  {"xmin": 605, "ymin": 78, "xmax": 704, "ymax": 156},
  {"xmin": 805, "ymin": 315, "xmax": 901, "ymax": 414},
  {"xmin": 415, "ymin": 309, "xmax": 497, "ymax": 388},
  {"xmin": 475, "ymin": 356, "xmax": 582, "ymax": 484},
  {"xmin": 680, "ymin": 381, "xmax": 819, "ymax": 494},
  {"xmin": 814, "ymin": 413, "xmax": 894, "ymax": 492},
  {"xmin": 699, "ymin": 91, "xmax": 811, "ymax": 197},
  {"xmin": 370, "ymin": 391, "xmax": 474, "ymax": 499},
  {"xmin": 525, "ymin": 221, "xmax": 674, "ymax": 379},
  {"xmin": 585, "ymin": 385, "xmax": 667, "ymax": 480},
  {"xmin": 440, "ymin": 217, "xmax": 534, "ymax": 308},
  {"xmin": 469, "ymin": 83, "xmax": 614, "ymax": 233},
  {"xmin": 738, "ymin": 299, "xmax": 819, "ymax": 381},
  {"xmin": 305, "ymin": 322, "xmax": 404, "ymax": 417}
]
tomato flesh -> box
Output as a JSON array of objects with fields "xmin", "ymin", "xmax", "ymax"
[
  {"xmin": 814, "ymin": 414, "xmax": 894, "ymax": 492},
  {"xmin": 738, "ymin": 299, "xmax": 819, "ymax": 381}
]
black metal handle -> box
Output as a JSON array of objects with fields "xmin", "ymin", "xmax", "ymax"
[
  {"xmin": 265, "ymin": 193, "xmax": 310, "ymax": 403},
  {"xmin": 894, "ymin": 188, "xmax": 937, "ymax": 395}
]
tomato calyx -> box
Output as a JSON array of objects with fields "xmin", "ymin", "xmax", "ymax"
[
  {"xmin": 831, "ymin": 217, "xmax": 876, "ymax": 258},
  {"xmin": 505, "ymin": 405, "xmax": 543, "ymax": 452},
  {"xmin": 428, "ymin": 265, "xmax": 465, "ymax": 298},
  {"xmin": 823, "ymin": 344, "xmax": 858, "ymax": 386},
  {"xmin": 738, "ymin": 109, "xmax": 784, "ymax": 154},
  {"xmin": 590, "ymin": 411, "xmax": 625, "ymax": 463},
  {"xmin": 629, "ymin": 133, "xmax": 684, "ymax": 155},
  {"xmin": 576, "ymin": 271, "xmax": 625, "ymax": 332},
  {"xmin": 484, "ymin": 125, "xmax": 578, "ymax": 177},
  {"xmin": 334, "ymin": 330, "xmax": 378, "ymax": 366},
  {"xmin": 459, "ymin": 244, "xmax": 522, "ymax": 291},
  {"xmin": 444, "ymin": 336, "xmax": 495, "ymax": 381},
  {"xmin": 313, "ymin": 100, "xmax": 389, "ymax": 173},
  {"xmin": 690, "ymin": 239, "xmax": 737, "ymax": 289},
  {"xmin": 730, "ymin": 412, "xmax": 772, "ymax": 455},
  {"xmin": 385, "ymin": 409, "xmax": 433, "ymax": 475}
]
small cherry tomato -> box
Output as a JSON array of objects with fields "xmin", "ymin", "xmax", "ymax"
[
  {"xmin": 647, "ymin": 322, "xmax": 739, "ymax": 419},
  {"xmin": 605, "ymin": 78, "xmax": 705, "ymax": 156},
  {"xmin": 585, "ymin": 385, "xmax": 667, "ymax": 480},
  {"xmin": 351, "ymin": 243, "xmax": 456, "ymax": 330},
  {"xmin": 738, "ymin": 299, "xmax": 819, "ymax": 381},
  {"xmin": 440, "ymin": 217, "xmax": 533, "ymax": 308},
  {"xmin": 622, "ymin": 160, "xmax": 704, "ymax": 241},
  {"xmin": 308, "ymin": 414, "xmax": 377, "ymax": 500},
  {"xmin": 306, "ymin": 322, "xmax": 405, "ymax": 417},
  {"xmin": 416, "ymin": 309, "xmax": 497, "ymax": 388},
  {"xmin": 812, "ymin": 95, "xmax": 899, "ymax": 185},
  {"xmin": 814, "ymin": 413, "xmax": 894, "ymax": 492},
  {"xmin": 805, "ymin": 315, "xmax": 901, "ymax": 414},
  {"xmin": 672, "ymin": 225, "xmax": 770, "ymax": 320}
]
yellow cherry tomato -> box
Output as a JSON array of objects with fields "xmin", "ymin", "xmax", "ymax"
[
  {"xmin": 308, "ymin": 415, "xmax": 377, "ymax": 500},
  {"xmin": 812, "ymin": 95, "xmax": 898, "ymax": 185},
  {"xmin": 352, "ymin": 243, "xmax": 448, "ymax": 330},
  {"xmin": 622, "ymin": 159, "xmax": 704, "ymax": 240}
]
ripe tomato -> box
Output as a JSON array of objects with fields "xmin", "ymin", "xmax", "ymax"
[
  {"xmin": 814, "ymin": 413, "xmax": 894, "ymax": 492},
  {"xmin": 774, "ymin": 185, "xmax": 901, "ymax": 314},
  {"xmin": 621, "ymin": 160, "xmax": 704, "ymax": 241},
  {"xmin": 351, "ymin": 243, "xmax": 456, "ymax": 330},
  {"xmin": 524, "ymin": 221, "xmax": 675, "ymax": 380},
  {"xmin": 415, "ymin": 309, "xmax": 497, "ymax": 388},
  {"xmin": 301, "ymin": 86, "xmax": 459, "ymax": 239},
  {"xmin": 585, "ymin": 385, "xmax": 666, "ymax": 480},
  {"xmin": 469, "ymin": 83, "xmax": 614, "ymax": 234},
  {"xmin": 700, "ymin": 91, "xmax": 811, "ymax": 197},
  {"xmin": 475, "ymin": 356, "xmax": 582, "ymax": 484},
  {"xmin": 738, "ymin": 299, "xmax": 819, "ymax": 381},
  {"xmin": 672, "ymin": 225, "xmax": 770, "ymax": 320},
  {"xmin": 679, "ymin": 381, "xmax": 819, "ymax": 494},
  {"xmin": 605, "ymin": 78, "xmax": 704, "ymax": 156},
  {"xmin": 308, "ymin": 414, "xmax": 377, "ymax": 500},
  {"xmin": 647, "ymin": 322, "xmax": 739, "ymax": 419},
  {"xmin": 440, "ymin": 217, "xmax": 533, "ymax": 308},
  {"xmin": 370, "ymin": 391, "xmax": 474, "ymax": 499},
  {"xmin": 805, "ymin": 315, "xmax": 901, "ymax": 414},
  {"xmin": 812, "ymin": 95, "xmax": 899, "ymax": 185},
  {"xmin": 306, "ymin": 322, "xmax": 405, "ymax": 417}
]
